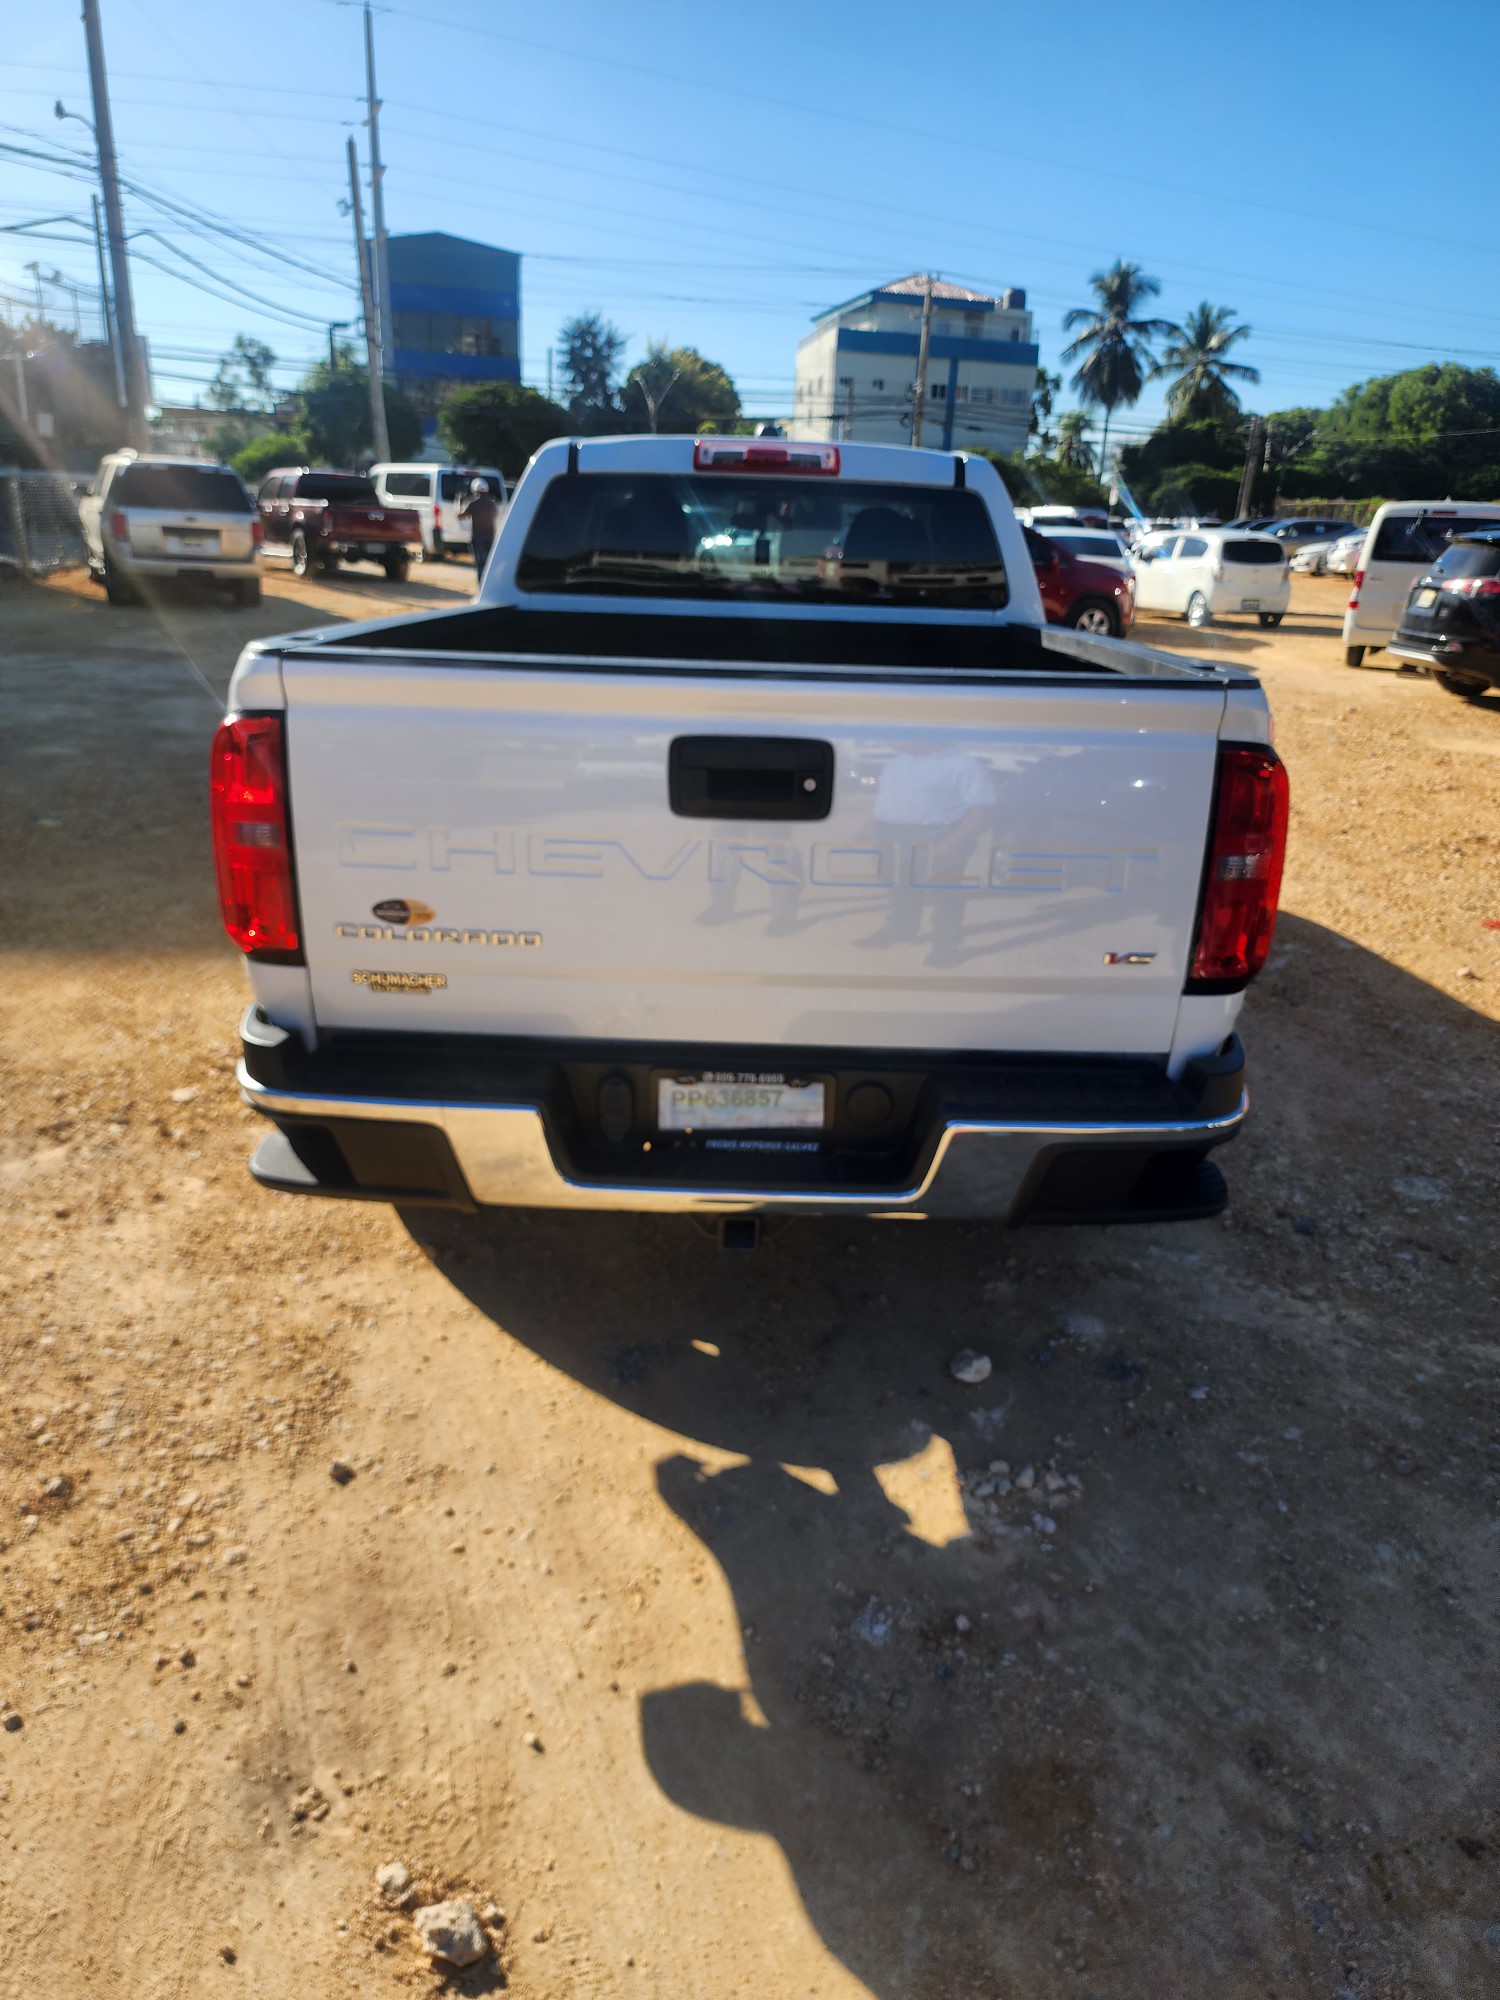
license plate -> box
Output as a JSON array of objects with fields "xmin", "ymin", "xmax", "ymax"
[
  {"xmin": 1415, "ymin": 587, "xmax": 1438, "ymax": 608},
  {"xmin": 166, "ymin": 530, "xmax": 217, "ymax": 553},
  {"xmin": 1240, "ymin": 597, "xmax": 1260, "ymax": 611},
  {"xmin": 658, "ymin": 1075, "xmax": 826, "ymax": 1132}
]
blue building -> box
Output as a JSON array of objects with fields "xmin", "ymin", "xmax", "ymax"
[
  {"xmin": 386, "ymin": 231, "xmax": 520, "ymax": 418},
  {"xmin": 791, "ymin": 275, "xmax": 1038, "ymax": 454}
]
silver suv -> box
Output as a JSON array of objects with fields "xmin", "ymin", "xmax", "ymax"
[{"xmin": 80, "ymin": 452, "xmax": 261, "ymax": 606}]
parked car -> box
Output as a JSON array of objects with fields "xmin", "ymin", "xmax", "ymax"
[
  {"xmin": 1387, "ymin": 529, "xmax": 1500, "ymax": 700},
  {"xmin": 1032, "ymin": 524, "xmax": 1135, "ymax": 575},
  {"xmin": 1290, "ymin": 541, "xmax": 1335, "ymax": 575},
  {"xmin": 255, "ymin": 468, "xmax": 421, "ymax": 581},
  {"xmin": 1025, "ymin": 504, "xmax": 1110, "ymax": 530},
  {"xmin": 215, "ymin": 435, "xmax": 1285, "ymax": 1234},
  {"xmin": 1221, "ymin": 516, "xmax": 1276, "ymax": 533},
  {"xmin": 1133, "ymin": 530, "xmax": 1289, "ymax": 628},
  {"xmin": 1258, "ymin": 517, "xmax": 1357, "ymax": 556},
  {"xmin": 80, "ymin": 452, "xmax": 261, "ymax": 607},
  {"xmin": 1325, "ymin": 531, "xmax": 1365, "ymax": 577},
  {"xmin": 370, "ymin": 462, "xmax": 507, "ymax": 561},
  {"xmin": 1342, "ymin": 501, "xmax": 1500, "ymax": 666},
  {"xmin": 1024, "ymin": 525, "xmax": 1135, "ymax": 633}
]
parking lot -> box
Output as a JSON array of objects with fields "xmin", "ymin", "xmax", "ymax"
[{"xmin": 2, "ymin": 565, "xmax": 1498, "ymax": 1998}]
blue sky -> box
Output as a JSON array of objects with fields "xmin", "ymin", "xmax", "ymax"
[{"xmin": 5, "ymin": 0, "xmax": 1499, "ymax": 441}]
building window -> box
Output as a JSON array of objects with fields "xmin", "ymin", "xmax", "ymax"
[
  {"xmin": 969, "ymin": 386, "xmax": 994, "ymax": 405},
  {"xmin": 964, "ymin": 313, "xmax": 984, "ymax": 337},
  {"xmin": 1010, "ymin": 327, "xmax": 1021, "ymax": 341},
  {"xmin": 930, "ymin": 381, "xmax": 947, "ymax": 401},
  {"xmin": 871, "ymin": 377, "xmax": 883, "ymax": 391}
]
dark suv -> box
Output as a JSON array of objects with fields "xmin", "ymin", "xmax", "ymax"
[{"xmin": 1389, "ymin": 529, "xmax": 1500, "ymax": 700}]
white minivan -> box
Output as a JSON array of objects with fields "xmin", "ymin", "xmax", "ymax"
[
  {"xmin": 1132, "ymin": 528, "xmax": 1290, "ymax": 628},
  {"xmin": 1341, "ymin": 500, "xmax": 1500, "ymax": 666},
  {"xmin": 369, "ymin": 463, "xmax": 506, "ymax": 561}
]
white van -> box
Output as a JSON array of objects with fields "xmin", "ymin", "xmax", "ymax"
[
  {"xmin": 1342, "ymin": 500, "xmax": 1500, "ymax": 665},
  {"xmin": 1132, "ymin": 528, "xmax": 1289, "ymax": 628},
  {"xmin": 369, "ymin": 463, "xmax": 506, "ymax": 561}
]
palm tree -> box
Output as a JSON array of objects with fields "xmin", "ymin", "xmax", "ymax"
[
  {"xmin": 1061, "ymin": 261, "xmax": 1178, "ymax": 480},
  {"xmin": 1155, "ymin": 303, "xmax": 1260, "ymax": 421},
  {"xmin": 1055, "ymin": 409, "xmax": 1094, "ymax": 472}
]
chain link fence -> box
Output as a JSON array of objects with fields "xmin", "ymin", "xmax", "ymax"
[{"xmin": 0, "ymin": 470, "xmax": 87, "ymax": 578}]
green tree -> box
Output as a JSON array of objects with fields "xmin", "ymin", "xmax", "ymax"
[
  {"xmin": 984, "ymin": 450, "xmax": 1107, "ymax": 510},
  {"xmin": 208, "ymin": 334, "xmax": 278, "ymax": 411},
  {"xmin": 1061, "ymin": 261, "xmax": 1178, "ymax": 483},
  {"xmin": 1028, "ymin": 368, "xmax": 1061, "ymax": 454},
  {"xmin": 1155, "ymin": 304, "xmax": 1258, "ymax": 422},
  {"xmin": 231, "ymin": 431, "xmax": 309, "ymax": 484},
  {"xmin": 1055, "ymin": 409, "xmax": 1095, "ymax": 473},
  {"xmin": 297, "ymin": 354, "xmax": 421, "ymax": 464},
  {"xmin": 621, "ymin": 342, "xmax": 740, "ymax": 434},
  {"xmin": 559, "ymin": 312, "xmax": 625, "ymax": 431},
  {"xmin": 439, "ymin": 380, "xmax": 569, "ymax": 479}
]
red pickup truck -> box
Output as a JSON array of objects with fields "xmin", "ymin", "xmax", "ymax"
[{"xmin": 255, "ymin": 468, "xmax": 421, "ymax": 582}]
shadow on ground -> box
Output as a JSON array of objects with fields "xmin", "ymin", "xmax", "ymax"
[{"xmin": 404, "ymin": 916, "xmax": 1499, "ymax": 1999}]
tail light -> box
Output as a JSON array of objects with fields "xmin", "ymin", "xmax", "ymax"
[
  {"xmin": 694, "ymin": 438, "xmax": 840, "ymax": 475},
  {"xmin": 433, "ymin": 503, "xmax": 442, "ymax": 532},
  {"xmin": 109, "ymin": 509, "xmax": 129, "ymax": 544},
  {"xmin": 251, "ymin": 517, "xmax": 264, "ymax": 548},
  {"xmin": 1441, "ymin": 575, "xmax": 1500, "ymax": 598},
  {"xmin": 1348, "ymin": 567, "xmax": 1363, "ymax": 609},
  {"xmin": 1187, "ymin": 745, "xmax": 1289, "ymax": 991},
  {"xmin": 209, "ymin": 713, "xmax": 302, "ymax": 961}
]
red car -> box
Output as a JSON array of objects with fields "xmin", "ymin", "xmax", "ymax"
[
  {"xmin": 1024, "ymin": 526, "xmax": 1134, "ymax": 636},
  {"xmin": 256, "ymin": 467, "xmax": 422, "ymax": 582}
]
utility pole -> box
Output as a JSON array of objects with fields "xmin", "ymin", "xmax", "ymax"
[
  {"xmin": 82, "ymin": 0, "xmax": 148, "ymax": 448},
  {"xmin": 363, "ymin": 1, "xmax": 394, "ymax": 379},
  {"xmin": 91, "ymin": 193, "xmax": 126, "ymax": 411},
  {"xmin": 910, "ymin": 274, "xmax": 935, "ymax": 448},
  {"xmin": 1235, "ymin": 413, "xmax": 1265, "ymax": 521},
  {"xmin": 346, "ymin": 137, "xmax": 390, "ymax": 462}
]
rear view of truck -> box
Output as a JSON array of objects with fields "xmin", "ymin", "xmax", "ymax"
[{"xmin": 214, "ymin": 437, "xmax": 1287, "ymax": 1232}]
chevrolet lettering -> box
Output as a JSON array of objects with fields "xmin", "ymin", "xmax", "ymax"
[{"xmin": 217, "ymin": 433, "xmax": 1286, "ymax": 1228}]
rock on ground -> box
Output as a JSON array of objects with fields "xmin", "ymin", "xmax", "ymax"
[{"xmin": 413, "ymin": 1899, "xmax": 488, "ymax": 1968}]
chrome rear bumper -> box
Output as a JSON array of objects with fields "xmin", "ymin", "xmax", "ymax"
[{"xmin": 238, "ymin": 1041, "xmax": 1247, "ymax": 1225}]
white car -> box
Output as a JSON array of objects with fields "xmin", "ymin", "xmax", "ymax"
[
  {"xmin": 1033, "ymin": 525, "xmax": 1134, "ymax": 575},
  {"xmin": 1324, "ymin": 531, "xmax": 1365, "ymax": 577},
  {"xmin": 80, "ymin": 451, "xmax": 260, "ymax": 606},
  {"xmin": 216, "ymin": 435, "xmax": 1283, "ymax": 1235},
  {"xmin": 1133, "ymin": 529, "xmax": 1290, "ymax": 628},
  {"xmin": 1341, "ymin": 501, "xmax": 1500, "ymax": 665},
  {"xmin": 369, "ymin": 462, "xmax": 507, "ymax": 561}
]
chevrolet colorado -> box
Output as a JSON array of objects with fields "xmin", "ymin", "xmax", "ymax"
[{"xmin": 213, "ymin": 436, "xmax": 1287, "ymax": 1237}]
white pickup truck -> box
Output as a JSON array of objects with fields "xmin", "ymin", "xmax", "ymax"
[{"xmin": 213, "ymin": 436, "xmax": 1288, "ymax": 1242}]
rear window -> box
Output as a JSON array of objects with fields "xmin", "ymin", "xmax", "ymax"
[
  {"xmin": 1222, "ymin": 539, "xmax": 1283, "ymax": 565},
  {"xmin": 516, "ymin": 473, "xmax": 1008, "ymax": 608},
  {"xmin": 1371, "ymin": 513, "xmax": 1498, "ymax": 562},
  {"xmin": 1046, "ymin": 534, "xmax": 1124, "ymax": 560},
  {"xmin": 112, "ymin": 464, "xmax": 249, "ymax": 513},
  {"xmin": 381, "ymin": 471, "xmax": 431, "ymax": 498},
  {"xmin": 297, "ymin": 474, "xmax": 377, "ymax": 503},
  {"xmin": 1431, "ymin": 540, "xmax": 1500, "ymax": 580},
  {"xmin": 440, "ymin": 471, "xmax": 502, "ymax": 500}
]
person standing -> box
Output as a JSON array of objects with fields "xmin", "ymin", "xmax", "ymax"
[{"xmin": 458, "ymin": 477, "xmax": 500, "ymax": 579}]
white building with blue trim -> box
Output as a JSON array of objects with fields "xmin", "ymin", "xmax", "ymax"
[{"xmin": 791, "ymin": 275, "xmax": 1037, "ymax": 454}]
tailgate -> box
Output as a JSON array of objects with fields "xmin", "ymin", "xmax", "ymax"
[
  {"xmin": 281, "ymin": 658, "xmax": 1225, "ymax": 1055},
  {"xmin": 329, "ymin": 504, "xmax": 417, "ymax": 542},
  {"xmin": 124, "ymin": 508, "xmax": 254, "ymax": 559}
]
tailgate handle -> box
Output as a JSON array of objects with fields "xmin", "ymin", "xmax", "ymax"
[{"xmin": 669, "ymin": 736, "xmax": 833, "ymax": 820}]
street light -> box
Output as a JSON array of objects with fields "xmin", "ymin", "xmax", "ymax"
[{"xmin": 54, "ymin": 99, "xmax": 95, "ymax": 138}]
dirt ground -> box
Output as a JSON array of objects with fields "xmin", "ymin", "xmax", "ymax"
[{"xmin": 2, "ymin": 562, "xmax": 1497, "ymax": 2000}]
